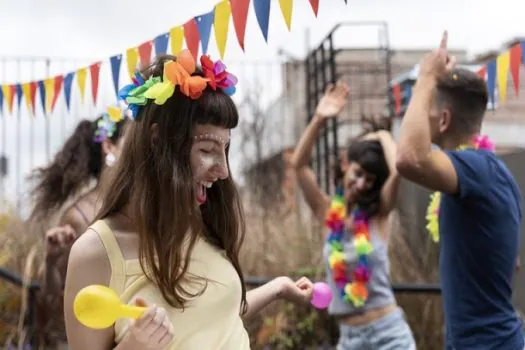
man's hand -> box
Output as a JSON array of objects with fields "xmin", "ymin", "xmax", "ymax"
[
  {"xmin": 45, "ymin": 225, "xmax": 77, "ymax": 259},
  {"xmin": 418, "ymin": 31, "xmax": 457, "ymax": 82}
]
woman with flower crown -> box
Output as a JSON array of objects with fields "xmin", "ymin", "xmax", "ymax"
[
  {"xmin": 64, "ymin": 50, "xmax": 315, "ymax": 350},
  {"xmin": 290, "ymin": 82, "xmax": 415, "ymax": 349}
]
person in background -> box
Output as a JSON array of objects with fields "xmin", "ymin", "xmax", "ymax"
[
  {"xmin": 290, "ymin": 81, "xmax": 415, "ymax": 349},
  {"xmin": 396, "ymin": 32, "xmax": 523, "ymax": 349},
  {"xmin": 28, "ymin": 113, "xmax": 127, "ymax": 345}
]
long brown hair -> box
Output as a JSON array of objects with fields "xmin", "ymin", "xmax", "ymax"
[
  {"xmin": 28, "ymin": 116, "xmax": 126, "ymax": 221},
  {"xmin": 96, "ymin": 55, "xmax": 247, "ymax": 313}
]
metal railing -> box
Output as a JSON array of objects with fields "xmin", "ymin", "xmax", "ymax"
[{"xmin": 0, "ymin": 268, "xmax": 442, "ymax": 348}]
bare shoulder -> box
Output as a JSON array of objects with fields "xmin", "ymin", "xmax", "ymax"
[{"xmin": 68, "ymin": 228, "xmax": 110, "ymax": 278}]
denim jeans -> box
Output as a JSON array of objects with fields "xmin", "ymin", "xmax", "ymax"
[{"xmin": 336, "ymin": 308, "xmax": 416, "ymax": 350}]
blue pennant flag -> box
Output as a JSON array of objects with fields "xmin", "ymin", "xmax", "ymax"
[
  {"xmin": 15, "ymin": 84, "xmax": 23, "ymax": 110},
  {"xmin": 486, "ymin": 60, "xmax": 497, "ymax": 109},
  {"xmin": 195, "ymin": 11, "xmax": 214, "ymax": 54},
  {"xmin": 37, "ymin": 80, "xmax": 46, "ymax": 115},
  {"xmin": 154, "ymin": 33, "xmax": 169, "ymax": 56},
  {"xmin": 63, "ymin": 72, "xmax": 74, "ymax": 111},
  {"xmin": 110, "ymin": 55, "xmax": 122, "ymax": 99},
  {"xmin": 254, "ymin": 0, "xmax": 271, "ymax": 42}
]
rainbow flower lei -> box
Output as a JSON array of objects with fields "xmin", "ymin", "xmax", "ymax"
[
  {"xmin": 426, "ymin": 134, "xmax": 495, "ymax": 242},
  {"xmin": 325, "ymin": 187, "xmax": 373, "ymax": 307}
]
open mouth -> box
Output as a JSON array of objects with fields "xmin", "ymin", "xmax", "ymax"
[{"xmin": 196, "ymin": 181, "xmax": 213, "ymax": 205}]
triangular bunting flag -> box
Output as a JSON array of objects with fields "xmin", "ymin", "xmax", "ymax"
[
  {"xmin": 214, "ymin": 0, "xmax": 231, "ymax": 59},
  {"xmin": 15, "ymin": 84, "xmax": 23, "ymax": 110},
  {"xmin": 50, "ymin": 75, "xmax": 64, "ymax": 114},
  {"xmin": 0, "ymin": 87, "xmax": 3, "ymax": 115},
  {"xmin": 170, "ymin": 26, "xmax": 184, "ymax": 55},
  {"xmin": 278, "ymin": 0, "xmax": 293, "ymax": 31},
  {"xmin": 309, "ymin": 0, "xmax": 319, "ymax": 16},
  {"xmin": 44, "ymin": 78, "xmax": 55, "ymax": 114},
  {"xmin": 392, "ymin": 84, "xmax": 401, "ymax": 115},
  {"xmin": 77, "ymin": 67, "xmax": 87, "ymax": 104},
  {"xmin": 37, "ymin": 81, "xmax": 46, "ymax": 115},
  {"xmin": 138, "ymin": 41, "xmax": 153, "ymax": 68},
  {"xmin": 496, "ymin": 51, "xmax": 510, "ymax": 103},
  {"xmin": 230, "ymin": 0, "xmax": 250, "ymax": 50},
  {"xmin": 254, "ymin": 0, "xmax": 271, "ymax": 42},
  {"xmin": 22, "ymin": 83, "xmax": 32, "ymax": 114},
  {"xmin": 2, "ymin": 85, "xmax": 14, "ymax": 115},
  {"xmin": 509, "ymin": 44, "xmax": 522, "ymax": 97},
  {"xmin": 90, "ymin": 62, "xmax": 101, "ymax": 105},
  {"xmin": 63, "ymin": 72, "xmax": 74, "ymax": 111},
  {"xmin": 196, "ymin": 11, "xmax": 214, "ymax": 54},
  {"xmin": 403, "ymin": 84, "xmax": 412, "ymax": 102},
  {"xmin": 110, "ymin": 55, "xmax": 122, "ymax": 98},
  {"xmin": 486, "ymin": 60, "xmax": 497, "ymax": 108},
  {"xmin": 126, "ymin": 47, "xmax": 139, "ymax": 80},
  {"xmin": 29, "ymin": 82, "xmax": 37, "ymax": 115},
  {"xmin": 183, "ymin": 18, "xmax": 200, "ymax": 60},
  {"xmin": 477, "ymin": 66, "xmax": 486, "ymax": 79},
  {"xmin": 154, "ymin": 33, "xmax": 169, "ymax": 56}
]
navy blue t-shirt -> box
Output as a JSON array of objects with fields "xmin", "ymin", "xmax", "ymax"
[{"xmin": 440, "ymin": 149, "xmax": 523, "ymax": 350}]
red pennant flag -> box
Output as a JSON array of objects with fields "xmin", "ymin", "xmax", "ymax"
[
  {"xmin": 7, "ymin": 85, "xmax": 15, "ymax": 114},
  {"xmin": 90, "ymin": 62, "xmax": 101, "ymax": 105},
  {"xmin": 29, "ymin": 82, "xmax": 37, "ymax": 116},
  {"xmin": 309, "ymin": 0, "xmax": 319, "ymax": 16},
  {"xmin": 477, "ymin": 66, "xmax": 486, "ymax": 79},
  {"xmin": 230, "ymin": 0, "xmax": 250, "ymax": 50},
  {"xmin": 184, "ymin": 18, "xmax": 200, "ymax": 60},
  {"xmin": 509, "ymin": 44, "xmax": 522, "ymax": 97},
  {"xmin": 138, "ymin": 41, "xmax": 153, "ymax": 68},
  {"xmin": 50, "ymin": 75, "xmax": 64, "ymax": 113},
  {"xmin": 392, "ymin": 84, "xmax": 401, "ymax": 115}
]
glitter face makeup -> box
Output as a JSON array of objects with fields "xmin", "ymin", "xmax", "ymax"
[{"xmin": 190, "ymin": 125, "xmax": 231, "ymax": 205}]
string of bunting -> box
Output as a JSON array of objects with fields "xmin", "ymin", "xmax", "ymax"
[
  {"xmin": 0, "ymin": 0, "xmax": 347, "ymax": 118},
  {"xmin": 392, "ymin": 41, "xmax": 525, "ymax": 115}
]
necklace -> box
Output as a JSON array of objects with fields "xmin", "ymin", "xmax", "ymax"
[
  {"xmin": 325, "ymin": 188, "xmax": 373, "ymax": 307},
  {"xmin": 426, "ymin": 134, "xmax": 495, "ymax": 242}
]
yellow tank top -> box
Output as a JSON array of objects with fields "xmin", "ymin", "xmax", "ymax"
[{"xmin": 91, "ymin": 220, "xmax": 251, "ymax": 350}]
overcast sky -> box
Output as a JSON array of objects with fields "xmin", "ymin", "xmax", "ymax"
[{"xmin": 0, "ymin": 0, "xmax": 522, "ymax": 210}]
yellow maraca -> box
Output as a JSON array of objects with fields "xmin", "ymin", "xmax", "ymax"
[{"xmin": 74, "ymin": 285, "xmax": 145, "ymax": 329}]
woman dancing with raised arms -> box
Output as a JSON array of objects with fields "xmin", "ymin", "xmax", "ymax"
[
  {"xmin": 64, "ymin": 50, "xmax": 314, "ymax": 350},
  {"xmin": 290, "ymin": 82, "xmax": 415, "ymax": 349}
]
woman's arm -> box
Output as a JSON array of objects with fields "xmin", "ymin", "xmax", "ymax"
[
  {"xmin": 376, "ymin": 131, "xmax": 400, "ymax": 216},
  {"xmin": 290, "ymin": 82, "xmax": 349, "ymax": 221},
  {"xmin": 242, "ymin": 277, "xmax": 313, "ymax": 323},
  {"xmin": 64, "ymin": 229, "xmax": 115, "ymax": 350}
]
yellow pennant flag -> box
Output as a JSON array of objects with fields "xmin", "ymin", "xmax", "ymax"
[
  {"xmin": 496, "ymin": 51, "xmax": 510, "ymax": 103},
  {"xmin": 279, "ymin": 0, "xmax": 293, "ymax": 31},
  {"xmin": 126, "ymin": 48, "xmax": 138, "ymax": 80},
  {"xmin": 76, "ymin": 68, "xmax": 87, "ymax": 104},
  {"xmin": 44, "ymin": 78, "xmax": 55, "ymax": 114},
  {"xmin": 2, "ymin": 85, "xmax": 13, "ymax": 114},
  {"xmin": 21, "ymin": 83, "xmax": 32, "ymax": 115},
  {"xmin": 170, "ymin": 26, "xmax": 184, "ymax": 55},
  {"xmin": 214, "ymin": 0, "xmax": 231, "ymax": 59}
]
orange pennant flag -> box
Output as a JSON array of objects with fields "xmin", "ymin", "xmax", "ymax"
[
  {"xmin": 278, "ymin": 0, "xmax": 293, "ymax": 31},
  {"xmin": 138, "ymin": 41, "xmax": 153, "ymax": 68},
  {"xmin": 126, "ymin": 47, "xmax": 139, "ymax": 80},
  {"xmin": 392, "ymin": 84, "xmax": 401, "ymax": 115},
  {"xmin": 214, "ymin": 0, "xmax": 231, "ymax": 59},
  {"xmin": 170, "ymin": 26, "xmax": 184, "ymax": 55},
  {"xmin": 309, "ymin": 0, "xmax": 319, "ymax": 16},
  {"xmin": 230, "ymin": 0, "xmax": 250, "ymax": 51},
  {"xmin": 50, "ymin": 75, "xmax": 64, "ymax": 114},
  {"xmin": 477, "ymin": 66, "xmax": 486, "ymax": 79},
  {"xmin": 89, "ymin": 62, "xmax": 101, "ymax": 105},
  {"xmin": 2, "ymin": 85, "xmax": 14, "ymax": 115},
  {"xmin": 22, "ymin": 83, "xmax": 32, "ymax": 114},
  {"xmin": 496, "ymin": 51, "xmax": 510, "ymax": 103},
  {"xmin": 29, "ymin": 82, "xmax": 37, "ymax": 116},
  {"xmin": 44, "ymin": 78, "xmax": 55, "ymax": 114},
  {"xmin": 509, "ymin": 44, "xmax": 522, "ymax": 97}
]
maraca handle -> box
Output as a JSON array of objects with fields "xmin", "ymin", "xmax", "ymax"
[{"xmin": 120, "ymin": 304, "xmax": 146, "ymax": 319}]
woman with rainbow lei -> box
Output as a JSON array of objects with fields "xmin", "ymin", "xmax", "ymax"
[
  {"xmin": 290, "ymin": 82, "xmax": 415, "ymax": 349},
  {"xmin": 64, "ymin": 50, "xmax": 315, "ymax": 350}
]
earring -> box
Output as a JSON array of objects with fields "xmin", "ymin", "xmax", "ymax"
[{"xmin": 105, "ymin": 153, "xmax": 116, "ymax": 167}]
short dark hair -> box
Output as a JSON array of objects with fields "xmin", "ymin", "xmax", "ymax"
[{"xmin": 435, "ymin": 68, "xmax": 488, "ymax": 134}]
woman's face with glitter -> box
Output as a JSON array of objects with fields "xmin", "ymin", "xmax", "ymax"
[{"xmin": 190, "ymin": 124, "xmax": 231, "ymax": 205}]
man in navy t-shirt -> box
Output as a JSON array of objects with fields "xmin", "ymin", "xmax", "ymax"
[{"xmin": 396, "ymin": 32, "xmax": 523, "ymax": 349}]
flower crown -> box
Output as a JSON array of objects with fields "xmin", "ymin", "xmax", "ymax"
[
  {"xmin": 93, "ymin": 105, "xmax": 125, "ymax": 143},
  {"xmin": 118, "ymin": 49, "xmax": 238, "ymax": 120}
]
